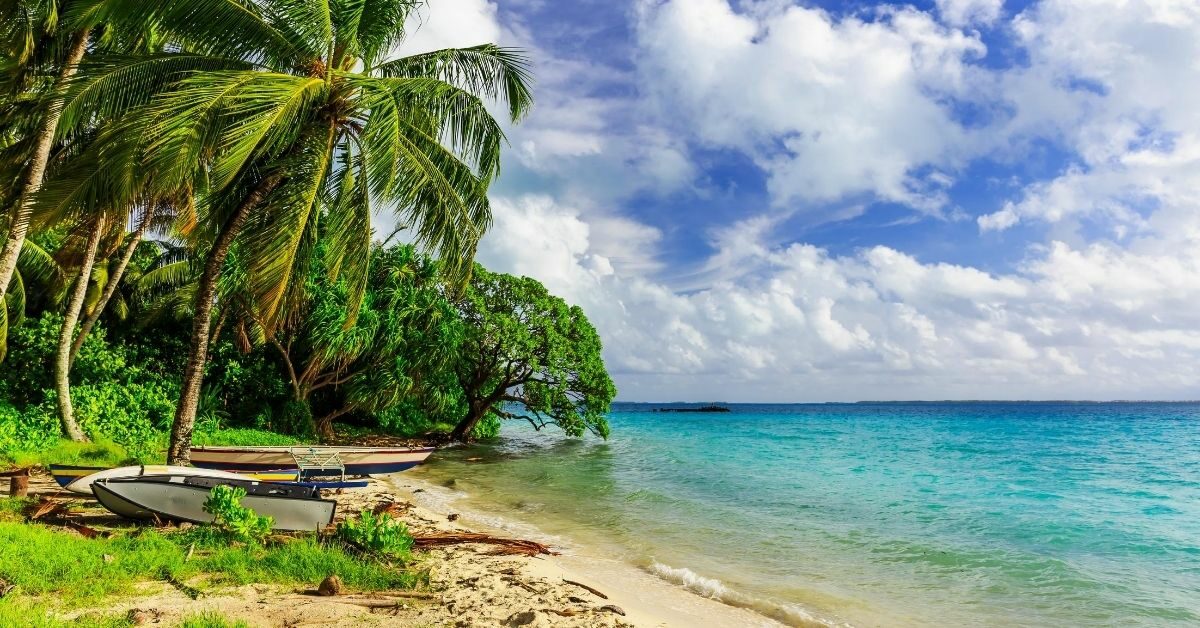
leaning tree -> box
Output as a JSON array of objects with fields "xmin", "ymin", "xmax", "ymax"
[{"xmin": 449, "ymin": 267, "xmax": 615, "ymax": 442}]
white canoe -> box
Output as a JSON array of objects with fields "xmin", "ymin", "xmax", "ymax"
[
  {"xmin": 59, "ymin": 465, "xmax": 255, "ymax": 495},
  {"xmin": 92, "ymin": 475, "xmax": 336, "ymax": 531}
]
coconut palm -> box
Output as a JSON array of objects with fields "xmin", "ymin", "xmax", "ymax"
[
  {"xmin": 0, "ymin": 0, "xmax": 92, "ymax": 304},
  {"xmin": 53, "ymin": 0, "xmax": 532, "ymax": 462}
]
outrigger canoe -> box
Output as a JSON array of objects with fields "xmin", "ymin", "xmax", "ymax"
[
  {"xmin": 92, "ymin": 475, "xmax": 336, "ymax": 531},
  {"xmin": 189, "ymin": 445, "xmax": 436, "ymax": 476},
  {"xmin": 50, "ymin": 464, "xmax": 299, "ymax": 495}
]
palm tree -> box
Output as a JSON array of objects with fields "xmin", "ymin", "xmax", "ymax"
[
  {"xmin": 0, "ymin": 0, "xmax": 91, "ymax": 303},
  {"xmin": 53, "ymin": 211, "xmax": 106, "ymax": 440},
  {"xmin": 56, "ymin": 0, "xmax": 532, "ymax": 463}
]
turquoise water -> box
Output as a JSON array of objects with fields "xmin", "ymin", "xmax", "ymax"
[{"xmin": 409, "ymin": 403, "xmax": 1200, "ymax": 627}]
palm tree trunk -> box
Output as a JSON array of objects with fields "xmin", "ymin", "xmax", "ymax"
[
  {"xmin": 69, "ymin": 205, "xmax": 156, "ymax": 364},
  {"xmin": 0, "ymin": 29, "xmax": 89, "ymax": 300},
  {"xmin": 167, "ymin": 176, "xmax": 281, "ymax": 465},
  {"xmin": 55, "ymin": 214, "xmax": 106, "ymax": 442}
]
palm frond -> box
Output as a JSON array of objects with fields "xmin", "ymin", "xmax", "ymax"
[
  {"xmin": 68, "ymin": 0, "xmax": 303, "ymax": 67},
  {"xmin": 373, "ymin": 44, "xmax": 533, "ymax": 122},
  {"xmin": 241, "ymin": 125, "xmax": 336, "ymax": 329},
  {"xmin": 58, "ymin": 53, "xmax": 253, "ymax": 139}
]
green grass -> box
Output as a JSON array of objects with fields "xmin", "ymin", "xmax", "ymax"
[
  {"xmin": 192, "ymin": 428, "xmax": 312, "ymax": 448},
  {"xmin": 0, "ymin": 521, "xmax": 420, "ymax": 611},
  {"xmin": 0, "ymin": 600, "xmax": 133, "ymax": 627},
  {"xmin": 2, "ymin": 439, "xmax": 147, "ymax": 469},
  {"xmin": 197, "ymin": 537, "xmax": 420, "ymax": 590},
  {"xmin": 176, "ymin": 611, "xmax": 249, "ymax": 628},
  {"xmin": 0, "ymin": 522, "xmax": 186, "ymax": 602}
]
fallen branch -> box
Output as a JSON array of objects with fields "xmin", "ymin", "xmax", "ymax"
[
  {"xmin": 562, "ymin": 579, "xmax": 608, "ymax": 600},
  {"xmin": 413, "ymin": 533, "xmax": 558, "ymax": 556}
]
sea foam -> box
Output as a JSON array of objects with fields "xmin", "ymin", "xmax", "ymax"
[{"xmin": 646, "ymin": 561, "xmax": 847, "ymax": 628}]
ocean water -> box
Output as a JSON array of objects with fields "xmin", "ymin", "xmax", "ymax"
[{"xmin": 407, "ymin": 403, "xmax": 1200, "ymax": 627}]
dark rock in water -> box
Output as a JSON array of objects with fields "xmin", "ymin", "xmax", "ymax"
[
  {"xmin": 318, "ymin": 574, "xmax": 343, "ymax": 596},
  {"xmin": 653, "ymin": 404, "xmax": 731, "ymax": 413},
  {"xmin": 448, "ymin": 513, "xmax": 460, "ymax": 522}
]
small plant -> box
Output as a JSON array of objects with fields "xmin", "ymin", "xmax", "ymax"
[
  {"xmin": 335, "ymin": 510, "xmax": 413, "ymax": 558},
  {"xmin": 202, "ymin": 485, "xmax": 273, "ymax": 544}
]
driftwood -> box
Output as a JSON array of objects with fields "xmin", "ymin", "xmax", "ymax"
[
  {"xmin": 542, "ymin": 608, "xmax": 581, "ymax": 617},
  {"xmin": 23, "ymin": 498, "xmax": 105, "ymax": 538},
  {"xmin": 562, "ymin": 579, "xmax": 608, "ymax": 600},
  {"xmin": 413, "ymin": 533, "xmax": 557, "ymax": 556}
]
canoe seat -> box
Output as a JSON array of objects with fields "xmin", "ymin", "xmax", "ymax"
[{"xmin": 289, "ymin": 448, "xmax": 346, "ymax": 480}]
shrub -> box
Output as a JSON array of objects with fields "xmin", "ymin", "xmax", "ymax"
[
  {"xmin": 202, "ymin": 486, "xmax": 273, "ymax": 544},
  {"xmin": 0, "ymin": 400, "xmax": 57, "ymax": 453},
  {"xmin": 335, "ymin": 510, "xmax": 413, "ymax": 558}
]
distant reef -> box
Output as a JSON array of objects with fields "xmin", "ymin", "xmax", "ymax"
[{"xmin": 652, "ymin": 404, "xmax": 731, "ymax": 413}]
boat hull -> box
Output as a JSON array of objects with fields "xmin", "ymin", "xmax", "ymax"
[
  {"xmin": 189, "ymin": 446, "xmax": 435, "ymax": 476},
  {"xmin": 93, "ymin": 475, "xmax": 335, "ymax": 531},
  {"xmin": 50, "ymin": 465, "xmax": 298, "ymax": 495}
]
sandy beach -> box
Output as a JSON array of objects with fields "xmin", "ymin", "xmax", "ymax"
[{"xmin": 21, "ymin": 470, "xmax": 779, "ymax": 627}]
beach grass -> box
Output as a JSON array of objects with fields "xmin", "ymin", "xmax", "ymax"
[
  {"xmin": 177, "ymin": 611, "xmax": 250, "ymax": 628},
  {"xmin": 0, "ymin": 521, "xmax": 420, "ymax": 612}
]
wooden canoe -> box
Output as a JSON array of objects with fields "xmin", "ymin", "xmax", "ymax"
[
  {"xmin": 50, "ymin": 464, "xmax": 300, "ymax": 494},
  {"xmin": 189, "ymin": 445, "xmax": 435, "ymax": 476}
]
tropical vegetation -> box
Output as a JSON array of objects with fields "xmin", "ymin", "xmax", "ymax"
[{"xmin": 0, "ymin": 0, "xmax": 616, "ymax": 463}]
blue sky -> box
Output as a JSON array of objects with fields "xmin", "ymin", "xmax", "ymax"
[{"xmin": 398, "ymin": 0, "xmax": 1200, "ymax": 402}]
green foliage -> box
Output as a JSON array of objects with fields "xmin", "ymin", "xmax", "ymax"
[
  {"xmin": 0, "ymin": 399, "xmax": 58, "ymax": 453},
  {"xmin": 450, "ymin": 267, "xmax": 616, "ymax": 441},
  {"xmin": 0, "ymin": 312, "xmax": 178, "ymax": 453},
  {"xmin": 202, "ymin": 486, "xmax": 273, "ymax": 544},
  {"xmin": 472, "ymin": 415, "xmax": 502, "ymax": 440},
  {"xmin": 277, "ymin": 399, "xmax": 315, "ymax": 439},
  {"xmin": 192, "ymin": 427, "xmax": 309, "ymax": 448},
  {"xmin": 336, "ymin": 509, "xmax": 414, "ymax": 558},
  {"xmin": 177, "ymin": 612, "xmax": 249, "ymax": 628}
]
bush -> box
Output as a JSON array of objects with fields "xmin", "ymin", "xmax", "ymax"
[
  {"xmin": 335, "ymin": 510, "xmax": 413, "ymax": 558},
  {"xmin": 0, "ymin": 400, "xmax": 58, "ymax": 453},
  {"xmin": 202, "ymin": 486, "xmax": 273, "ymax": 544}
]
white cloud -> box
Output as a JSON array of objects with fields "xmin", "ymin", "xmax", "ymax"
[
  {"xmin": 979, "ymin": 0, "xmax": 1200, "ymax": 237},
  {"xmin": 398, "ymin": 0, "xmax": 504, "ymax": 54},
  {"xmin": 478, "ymin": 195, "xmax": 1200, "ymax": 402},
  {"xmin": 936, "ymin": 0, "xmax": 1004, "ymax": 27},
  {"xmin": 636, "ymin": 0, "xmax": 987, "ymax": 211},
  {"xmin": 393, "ymin": 0, "xmax": 1200, "ymax": 401}
]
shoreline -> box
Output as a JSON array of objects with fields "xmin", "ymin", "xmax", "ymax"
[
  {"xmin": 387, "ymin": 473, "xmax": 806, "ymax": 628},
  {"xmin": 18, "ymin": 468, "xmax": 785, "ymax": 627}
]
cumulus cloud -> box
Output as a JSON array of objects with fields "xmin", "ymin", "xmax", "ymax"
[
  {"xmin": 936, "ymin": 0, "xmax": 1004, "ymax": 26},
  {"xmin": 636, "ymin": 0, "xmax": 987, "ymax": 211},
  {"xmin": 478, "ymin": 196, "xmax": 1200, "ymax": 401},
  {"xmin": 391, "ymin": 0, "xmax": 1200, "ymax": 401},
  {"xmin": 979, "ymin": 0, "xmax": 1200, "ymax": 236}
]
